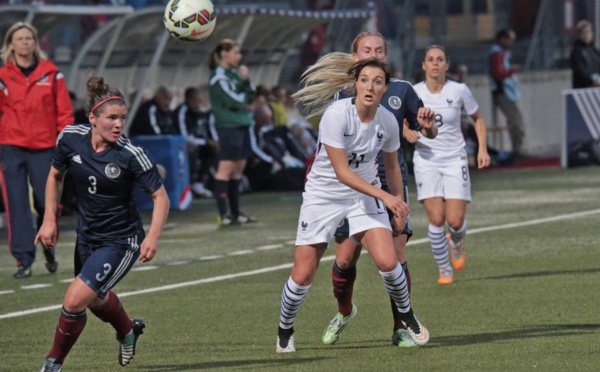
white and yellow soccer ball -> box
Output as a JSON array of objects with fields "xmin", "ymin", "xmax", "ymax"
[{"xmin": 163, "ymin": 0, "xmax": 217, "ymax": 42}]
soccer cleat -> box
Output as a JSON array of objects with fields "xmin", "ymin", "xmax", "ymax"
[
  {"xmin": 43, "ymin": 246, "xmax": 59, "ymax": 274},
  {"xmin": 118, "ymin": 318, "xmax": 146, "ymax": 366},
  {"xmin": 321, "ymin": 304, "xmax": 358, "ymax": 345},
  {"xmin": 217, "ymin": 214, "xmax": 239, "ymax": 226},
  {"xmin": 437, "ymin": 268, "xmax": 454, "ymax": 285},
  {"xmin": 401, "ymin": 311, "xmax": 430, "ymax": 346},
  {"xmin": 237, "ymin": 212, "xmax": 257, "ymax": 224},
  {"xmin": 276, "ymin": 327, "xmax": 295, "ymax": 353},
  {"xmin": 391, "ymin": 329, "xmax": 417, "ymax": 348},
  {"xmin": 40, "ymin": 358, "xmax": 62, "ymax": 372},
  {"xmin": 13, "ymin": 265, "xmax": 32, "ymax": 279},
  {"xmin": 448, "ymin": 233, "xmax": 465, "ymax": 271}
]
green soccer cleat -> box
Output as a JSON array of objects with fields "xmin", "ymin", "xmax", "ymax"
[
  {"xmin": 118, "ymin": 318, "xmax": 146, "ymax": 366},
  {"xmin": 321, "ymin": 304, "xmax": 358, "ymax": 345},
  {"xmin": 391, "ymin": 329, "xmax": 417, "ymax": 348}
]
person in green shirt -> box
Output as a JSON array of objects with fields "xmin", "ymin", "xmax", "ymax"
[{"xmin": 209, "ymin": 38, "xmax": 257, "ymax": 225}]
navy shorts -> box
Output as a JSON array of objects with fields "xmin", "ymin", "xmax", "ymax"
[
  {"xmin": 74, "ymin": 234, "xmax": 142, "ymax": 298},
  {"xmin": 216, "ymin": 126, "xmax": 253, "ymax": 161}
]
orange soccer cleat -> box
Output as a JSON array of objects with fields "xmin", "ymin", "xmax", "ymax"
[
  {"xmin": 437, "ymin": 268, "xmax": 454, "ymax": 285},
  {"xmin": 448, "ymin": 233, "xmax": 466, "ymax": 271}
]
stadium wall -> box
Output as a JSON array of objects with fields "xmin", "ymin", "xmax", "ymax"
[{"xmin": 467, "ymin": 69, "xmax": 571, "ymax": 157}]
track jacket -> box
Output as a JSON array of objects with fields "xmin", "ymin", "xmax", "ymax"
[{"xmin": 0, "ymin": 59, "xmax": 73, "ymax": 150}]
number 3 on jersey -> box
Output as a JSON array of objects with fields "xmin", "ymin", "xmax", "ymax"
[
  {"xmin": 88, "ymin": 175, "xmax": 97, "ymax": 194},
  {"xmin": 96, "ymin": 263, "xmax": 112, "ymax": 281}
]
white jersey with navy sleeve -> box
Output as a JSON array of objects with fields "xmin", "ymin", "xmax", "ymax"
[
  {"xmin": 412, "ymin": 80, "xmax": 478, "ymax": 163},
  {"xmin": 305, "ymin": 97, "xmax": 400, "ymax": 200}
]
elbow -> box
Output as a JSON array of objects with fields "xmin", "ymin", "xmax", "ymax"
[{"xmin": 334, "ymin": 169, "xmax": 351, "ymax": 187}]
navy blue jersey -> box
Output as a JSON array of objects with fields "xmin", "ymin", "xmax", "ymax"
[
  {"xmin": 53, "ymin": 124, "xmax": 163, "ymax": 243},
  {"xmin": 337, "ymin": 79, "xmax": 423, "ymax": 186}
]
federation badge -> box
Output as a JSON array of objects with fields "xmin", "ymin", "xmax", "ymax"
[
  {"xmin": 105, "ymin": 163, "xmax": 121, "ymax": 179},
  {"xmin": 388, "ymin": 96, "xmax": 402, "ymax": 110}
]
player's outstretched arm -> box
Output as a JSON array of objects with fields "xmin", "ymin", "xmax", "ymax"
[
  {"xmin": 139, "ymin": 185, "xmax": 170, "ymax": 263},
  {"xmin": 382, "ymin": 150, "xmax": 409, "ymax": 233},
  {"xmin": 470, "ymin": 110, "xmax": 491, "ymax": 169},
  {"xmin": 35, "ymin": 166, "xmax": 66, "ymax": 248}
]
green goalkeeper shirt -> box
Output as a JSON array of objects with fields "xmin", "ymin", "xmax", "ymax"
[{"xmin": 209, "ymin": 66, "xmax": 256, "ymax": 129}]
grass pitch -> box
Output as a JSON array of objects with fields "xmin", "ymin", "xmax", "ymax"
[{"xmin": 1, "ymin": 167, "xmax": 599, "ymax": 371}]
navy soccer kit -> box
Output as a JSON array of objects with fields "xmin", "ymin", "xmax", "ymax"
[
  {"xmin": 334, "ymin": 79, "xmax": 424, "ymax": 238},
  {"xmin": 53, "ymin": 124, "xmax": 163, "ymax": 297}
]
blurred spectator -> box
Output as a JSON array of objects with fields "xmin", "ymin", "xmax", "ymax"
[
  {"xmin": 246, "ymin": 101, "xmax": 306, "ymax": 191},
  {"xmin": 489, "ymin": 29, "xmax": 526, "ymax": 158},
  {"xmin": 129, "ymin": 86, "xmax": 176, "ymax": 136},
  {"xmin": 285, "ymin": 91, "xmax": 317, "ymax": 160},
  {"xmin": 300, "ymin": 1, "xmax": 333, "ymax": 73},
  {"xmin": 69, "ymin": 91, "xmax": 89, "ymax": 124},
  {"xmin": 452, "ymin": 63, "xmax": 514, "ymax": 167},
  {"xmin": 300, "ymin": 24, "xmax": 327, "ymax": 72},
  {"xmin": 0, "ymin": 22, "xmax": 73, "ymax": 279},
  {"xmin": 173, "ymin": 86, "xmax": 217, "ymax": 198},
  {"xmin": 570, "ymin": 20, "xmax": 600, "ymax": 89},
  {"xmin": 269, "ymin": 86, "xmax": 289, "ymax": 127}
]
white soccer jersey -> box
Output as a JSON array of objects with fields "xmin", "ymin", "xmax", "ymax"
[
  {"xmin": 305, "ymin": 98, "xmax": 400, "ymax": 200},
  {"xmin": 412, "ymin": 80, "xmax": 479, "ymax": 163}
]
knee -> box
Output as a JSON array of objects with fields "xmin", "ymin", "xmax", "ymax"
[
  {"xmin": 378, "ymin": 261, "xmax": 398, "ymax": 273},
  {"xmin": 290, "ymin": 267, "xmax": 314, "ymax": 286},
  {"xmin": 428, "ymin": 215, "xmax": 445, "ymax": 227},
  {"xmin": 447, "ymin": 218, "xmax": 464, "ymax": 231},
  {"xmin": 88, "ymin": 296, "xmax": 107, "ymax": 310},
  {"xmin": 290, "ymin": 273, "xmax": 312, "ymax": 286},
  {"xmin": 63, "ymin": 300, "xmax": 88, "ymax": 313},
  {"xmin": 334, "ymin": 251, "xmax": 358, "ymax": 270}
]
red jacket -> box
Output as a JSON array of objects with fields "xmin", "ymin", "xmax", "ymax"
[{"xmin": 0, "ymin": 60, "xmax": 73, "ymax": 150}]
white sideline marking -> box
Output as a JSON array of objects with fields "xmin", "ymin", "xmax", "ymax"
[
  {"xmin": 131, "ymin": 266, "xmax": 159, "ymax": 271},
  {"xmin": 21, "ymin": 284, "xmax": 52, "ymax": 290},
  {"xmin": 59, "ymin": 278, "xmax": 74, "ymax": 283},
  {"xmin": 166, "ymin": 260, "xmax": 191, "ymax": 266},
  {"xmin": 199, "ymin": 255, "xmax": 223, "ymax": 261},
  {"xmin": 1, "ymin": 208, "xmax": 599, "ymax": 320},
  {"xmin": 256, "ymin": 244, "xmax": 283, "ymax": 251},
  {"xmin": 0, "ymin": 290, "xmax": 14, "ymax": 295},
  {"xmin": 227, "ymin": 250, "xmax": 254, "ymax": 256}
]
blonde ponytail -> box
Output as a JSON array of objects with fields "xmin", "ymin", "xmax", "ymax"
[{"xmin": 292, "ymin": 52, "xmax": 355, "ymax": 118}]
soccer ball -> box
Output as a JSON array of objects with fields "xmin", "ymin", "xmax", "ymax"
[{"xmin": 164, "ymin": 0, "xmax": 217, "ymax": 42}]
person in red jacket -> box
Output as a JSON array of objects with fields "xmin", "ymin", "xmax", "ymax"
[{"xmin": 0, "ymin": 22, "xmax": 73, "ymax": 279}]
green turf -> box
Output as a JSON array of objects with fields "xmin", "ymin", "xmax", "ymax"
[{"xmin": 1, "ymin": 167, "xmax": 599, "ymax": 371}]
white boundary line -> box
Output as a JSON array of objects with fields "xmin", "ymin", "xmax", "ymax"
[{"xmin": 1, "ymin": 208, "xmax": 599, "ymax": 320}]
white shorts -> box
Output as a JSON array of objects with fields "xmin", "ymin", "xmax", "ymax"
[
  {"xmin": 413, "ymin": 156, "xmax": 472, "ymax": 202},
  {"xmin": 295, "ymin": 192, "xmax": 391, "ymax": 246}
]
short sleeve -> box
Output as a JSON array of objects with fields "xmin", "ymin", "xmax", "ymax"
[
  {"xmin": 404, "ymin": 85, "xmax": 424, "ymax": 130},
  {"xmin": 381, "ymin": 113, "xmax": 400, "ymax": 153},
  {"xmin": 319, "ymin": 104, "xmax": 346, "ymax": 149},
  {"xmin": 129, "ymin": 147, "xmax": 163, "ymax": 195},
  {"xmin": 461, "ymin": 84, "xmax": 479, "ymax": 116},
  {"xmin": 51, "ymin": 135, "xmax": 71, "ymax": 170}
]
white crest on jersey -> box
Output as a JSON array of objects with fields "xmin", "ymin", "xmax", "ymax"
[
  {"xmin": 105, "ymin": 163, "xmax": 121, "ymax": 179},
  {"xmin": 71, "ymin": 155, "xmax": 82, "ymax": 164},
  {"xmin": 388, "ymin": 96, "xmax": 402, "ymax": 110}
]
